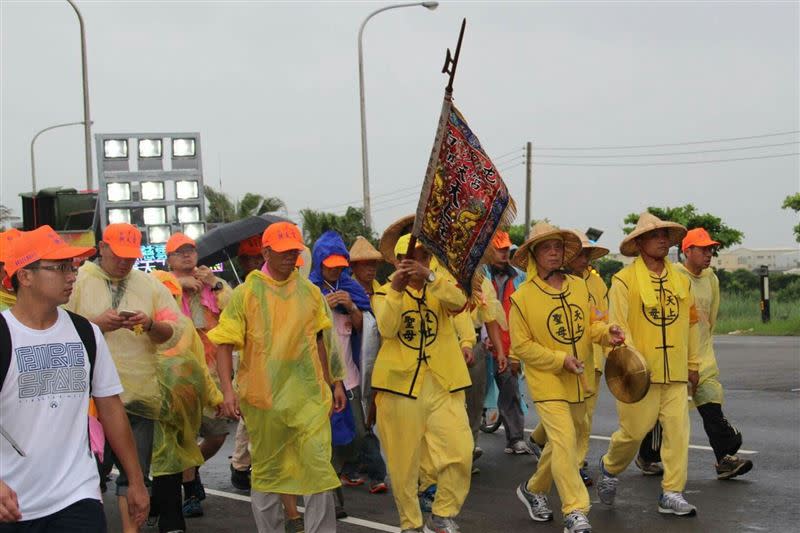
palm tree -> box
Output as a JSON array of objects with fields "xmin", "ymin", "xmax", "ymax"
[
  {"xmin": 0, "ymin": 204, "xmax": 19, "ymax": 230},
  {"xmin": 204, "ymin": 187, "xmax": 285, "ymax": 223},
  {"xmin": 299, "ymin": 206, "xmax": 375, "ymax": 247}
]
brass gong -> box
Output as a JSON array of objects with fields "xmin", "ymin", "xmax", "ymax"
[{"xmin": 605, "ymin": 345, "xmax": 651, "ymax": 403}]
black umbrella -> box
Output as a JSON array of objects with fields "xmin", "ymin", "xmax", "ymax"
[{"xmin": 196, "ymin": 214, "xmax": 287, "ymax": 276}]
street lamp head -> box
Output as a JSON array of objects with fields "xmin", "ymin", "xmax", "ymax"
[{"xmin": 421, "ymin": 1, "xmax": 439, "ymax": 10}]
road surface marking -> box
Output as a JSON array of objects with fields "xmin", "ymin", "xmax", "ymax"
[
  {"xmin": 512, "ymin": 428, "xmax": 759, "ymax": 455},
  {"xmin": 204, "ymin": 488, "xmax": 401, "ymax": 532}
]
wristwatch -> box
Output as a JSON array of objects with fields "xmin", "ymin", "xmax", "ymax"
[
  {"xmin": 211, "ymin": 281, "xmax": 224, "ymax": 292},
  {"xmin": 426, "ymin": 271, "xmax": 436, "ymax": 284}
]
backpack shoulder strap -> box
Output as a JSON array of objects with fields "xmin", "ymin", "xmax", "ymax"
[
  {"xmin": 0, "ymin": 314, "xmax": 10, "ymax": 394},
  {"xmin": 66, "ymin": 311, "xmax": 97, "ymax": 394}
]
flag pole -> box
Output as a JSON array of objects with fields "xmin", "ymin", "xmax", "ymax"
[{"xmin": 406, "ymin": 18, "xmax": 467, "ymax": 259}]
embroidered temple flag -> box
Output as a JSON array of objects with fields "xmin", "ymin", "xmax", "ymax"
[{"xmin": 412, "ymin": 95, "xmax": 516, "ymax": 296}]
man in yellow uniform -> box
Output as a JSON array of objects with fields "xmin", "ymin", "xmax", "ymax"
[
  {"xmin": 510, "ymin": 223, "xmax": 623, "ymax": 533},
  {"xmin": 210, "ymin": 222, "xmax": 347, "ymax": 533},
  {"xmin": 636, "ymin": 228, "xmax": 753, "ymax": 480},
  {"xmin": 597, "ymin": 212, "xmax": 701, "ymax": 517},
  {"xmin": 372, "ymin": 217, "xmax": 472, "ymax": 533}
]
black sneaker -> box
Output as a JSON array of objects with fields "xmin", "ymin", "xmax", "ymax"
[
  {"xmin": 230, "ymin": 464, "xmax": 251, "ymax": 491},
  {"xmin": 716, "ymin": 455, "xmax": 753, "ymax": 480}
]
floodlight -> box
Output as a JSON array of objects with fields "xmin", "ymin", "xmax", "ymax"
[
  {"xmin": 172, "ymin": 138, "xmax": 196, "ymax": 157},
  {"xmin": 138, "ymin": 139, "xmax": 163, "ymax": 158},
  {"xmin": 182, "ymin": 223, "xmax": 205, "ymax": 240},
  {"xmin": 175, "ymin": 180, "xmax": 199, "ymax": 200},
  {"xmin": 104, "ymin": 139, "xmax": 128, "ymax": 159},
  {"xmin": 177, "ymin": 206, "xmax": 200, "ymax": 223},
  {"xmin": 143, "ymin": 207, "xmax": 167, "ymax": 225},
  {"xmin": 106, "ymin": 182, "xmax": 131, "ymax": 202},
  {"xmin": 585, "ymin": 227, "xmax": 604, "ymax": 243},
  {"xmin": 108, "ymin": 208, "xmax": 131, "ymax": 224},
  {"xmin": 147, "ymin": 225, "xmax": 171, "ymax": 244},
  {"xmin": 140, "ymin": 181, "xmax": 165, "ymax": 201}
]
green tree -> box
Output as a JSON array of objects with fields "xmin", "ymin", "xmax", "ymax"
[
  {"xmin": 594, "ymin": 257, "xmax": 624, "ymax": 286},
  {"xmin": 299, "ymin": 207, "xmax": 376, "ymax": 247},
  {"xmin": 781, "ymin": 193, "xmax": 800, "ymax": 243},
  {"xmin": 204, "ymin": 187, "xmax": 285, "ymax": 224},
  {"xmin": 0, "ymin": 204, "xmax": 19, "ymax": 230},
  {"xmin": 623, "ymin": 205, "xmax": 744, "ymax": 259}
]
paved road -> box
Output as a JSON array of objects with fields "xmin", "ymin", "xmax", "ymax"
[{"xmin": 105, "ymin": 336, "xmax": 800, "ymax": 532}]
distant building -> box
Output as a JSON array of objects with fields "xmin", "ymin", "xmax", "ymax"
[{"xmin": 713, "ymin": 247, "xmax": 800, "ymax": 273}]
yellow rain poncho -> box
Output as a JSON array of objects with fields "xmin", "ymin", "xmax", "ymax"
[
  {"xmin": 207, "ymin": 269, "xmax": 344, "ymax": 495},
  {"xmin": 150, "ymin": 271, "xmax": 223, "ymax": 477},
  {"xmin": 584, "ymin": 269, "xmax": 609, "ymax": 373},
  {"xmin": 0, "ymin": 288, "xmax": 16, "ymax": 312},
  {"xmin": 66, "ymin": 261, "xmax": 183, "ymax": 419},
  {"xmin": 676, "ymin": 263, "xmax": 723, "ymax": 406}
]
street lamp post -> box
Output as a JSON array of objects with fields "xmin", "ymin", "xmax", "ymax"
[
  {"xmin": 66, "ymin": 0, "xmax": 93, "ymax": 191},
  {"xmin": 30, "ymin": 121, "xmax": 88, "ymax": 195},
  {"xmin": 358, "ymin": 1, "xmax": 438, "ymax": 231}
]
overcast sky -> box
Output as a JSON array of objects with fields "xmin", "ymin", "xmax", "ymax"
[{"xmin": 2, "ymin": 1, "xmax": 798, "ymax": 250}]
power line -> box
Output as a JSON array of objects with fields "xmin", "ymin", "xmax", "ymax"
[
  {"xmin": 493, "ymin": 147, "xmax": 525, "ymax": 161},
  {"xmin": 533, "ymin": 141, "xmax": 800, "ymax": 159},
  {"xmin": 499, "ymin": 161, "xmax": 525, "ymax": 172},
  {"xmin": 534, "ymin": 130, "xmax": 800, "ymax": 151},
  {"xmin": 535, "ymin": 152, "xmax": 799, "ymax": 167}
]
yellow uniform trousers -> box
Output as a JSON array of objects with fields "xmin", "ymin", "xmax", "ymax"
[
  {"xmin": 530, "ymin": 370, "xmax": 602, "ymax": 467},
  {"xmin": 527, "ymin": 400, "xmax": 590, "ymax": 516},
  {"xmin": 603, "ymin": 383, "xmax": 690, "ymax": 492},
  {"xmin": 376, "ymin": 375, "xmax": 473, "ymax": 530}
]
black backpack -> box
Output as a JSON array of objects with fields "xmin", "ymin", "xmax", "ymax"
[{"xmin": 0, "ymin": 310, "xmax": 97, "ymax": 393}]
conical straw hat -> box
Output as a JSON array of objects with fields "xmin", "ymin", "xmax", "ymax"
[
  {"xmin": 569, "ymin": 229, "xmax": 609, "ymax": 262},
  {"xmin": 349, "ymin": 236, "xmax": 383, "ymax": 263},
  {"xmin": 511, "ymin": 222, "xmax": 582, "ymax": 271},
  {"xmin": 379, "ymin": 214, "xmax": 416, "ymax": 266},
  {"xmin": 619, "ymin": 212, "xmax": 686, "ymax": 257}
]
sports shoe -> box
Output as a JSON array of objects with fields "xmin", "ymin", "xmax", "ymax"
[
  {"xmin": 505, "ymin": 440, "xmax": 534, "ymax": 455},
  {"xmin": 528, "ymin": 435, "xmax": 543, "ymax": 460},
  {"xmin": 423, "ymin": 514, "xmax": 461, "ymax": 533},
  {"xmin": 230, "ymin": 464, "xmax": 251, "ymax": 491},
  {"xmin": 579, "ymin": 467, "xmax": 593, "ymax": 487},
  {"xmin": 716, "ymin": 455, "xmax": 753, "ymax": 480},
  {"xmin": 285, "ymin": 516, "xmax": 305, "ymax": 533},
  {"xmin": 369, "ymin": 480, "xmax": 389, "ymax": 494},
  {"xmin": 401, "ymin": 529, "xmax": 423, "ymax": 533},
  {"xmin": 596, "ymin": 456, "xmax": 618, "ymax": 506},
  {"xmin": 658, "ymin": 491, "xmax": 697, "ymax": 516},
  {"xmin": 182, "ymin": 496, "xmax": 203, "ymax": 518},
  {"xmin": 563, "ymin": 510, "xmax": 592, "ymax": 533},
  {"xmin": 418, "ymin": 484, "xmax": 437, "ymax": 513},
  {"xmin": 335, "ymin": 506, "xmax": 348, "ymax": 519},
  {"xmin": 471, "ymin": 465, "xmax": 481, "ymax": 475},
  {"xmin": 516, "ymin": 482, "xmax": 553, "ymax": 522},
  {"xmin": 635, "ymin": 455, "xmax": 664, "ymax": 476},
  {"xmin": 340, "ymin": 472, "xmax": 365, "ymax": 486},
  {"xmin": 472, "ymin": 446, "xmax": 484, "ymax": 461}
]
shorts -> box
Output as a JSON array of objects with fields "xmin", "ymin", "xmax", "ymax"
[
  {"xmin": 199, "ymin": 415, "xmax": 230, "ymax": 438},
  {"xmin": 106, "ymin": 413, "xmax": 153, "ymax": 496},
  {"xmin": 0, "ymin": 498, "xmax": 106, "ymax": 533}
]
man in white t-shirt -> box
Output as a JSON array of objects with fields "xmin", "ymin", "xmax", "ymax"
[{"xmin": 0, "ymin": 226, "xmax": 149, "ymax": 531}]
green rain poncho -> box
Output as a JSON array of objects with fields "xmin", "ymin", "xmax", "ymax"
[
  {"xmin": 150, "ymin": 271, "xmax": 223, "ymax": 476},
  {"xmin": 208, "ymin": 269, "xmax": 345, "ymax": 495}
]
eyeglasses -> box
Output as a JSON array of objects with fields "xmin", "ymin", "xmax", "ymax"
[
  {"xmin": 168, "ymin": 249, "xmax": 197, "ymax": 257},
  {"xmin": 27, "ymin": 264, "xmax": 80, "ymax": 274}
]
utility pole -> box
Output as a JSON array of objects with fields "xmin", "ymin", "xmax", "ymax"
[{"xmin": 525, "ymin": 141, "xmax": 532, "ymax": 230}]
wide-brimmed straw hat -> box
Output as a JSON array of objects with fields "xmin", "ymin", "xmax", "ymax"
[
  {"xmin": 570, "ymin": 229, "xmax": 609, "ymax": 262},
  {"xmin": 349, "ymin": 236, "xmax": 383, "ymax": 263},
  {"xmin": 620, "ymin": 212, "xmax": 687, "ymax": 257},
  {"xmin": 379, "ymin": 214, "xmax": 417, "ymax": 266},
  {"xmin": 511, "ymin": 222, "xmax": 582, "ymax": 271}
]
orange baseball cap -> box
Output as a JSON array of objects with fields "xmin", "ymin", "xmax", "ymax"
[
  {"xmin": 166, "ymin": 232, "xmax": 196, "ymax": 254},
  {"xmin": 681, "ymin": 228, "xmax": 720, "ymax": 252},
  {"xmin": 2, "ymin": 225, "xmax": 95, "ymax": 277},
  {"xmin": 0, "ymin": 228, "xmax": 23, "ymax": 264},
  {"xmin": 296, "ymin": 254, "xmax": 305, "ymax": 267},
  {"xmin": 237, "ymin": 235, "xmax": 263, "ymax": 257},
  {"xmin": 322, "ymin": 254, "xmax": 349, "ymax": 268},
  {"xmin": 103, "ymin": 223, "xmax": 143, "ymax": 259},
  {"xmin": 492, "ymin": 230, "xmax": 512, "ymax": 250},
  {"xmin": 262, "ymin": 222, "xmax": 303, "ymax": 253}
]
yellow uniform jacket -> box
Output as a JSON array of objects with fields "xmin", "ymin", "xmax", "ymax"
[
  {"xmin": 510, "ymin": 274, "xmax": 611, "ymax": 403},
  {"xmin": 608, "ymin": 259, "xmax": 700, "ymax": 384},
  {"xmin": 585, "ymin": 270, "xmax": 609, "ymax": 372},
  {"xmin": 372, "ymin": 276, "xmax": 469, "ymax": 398}
]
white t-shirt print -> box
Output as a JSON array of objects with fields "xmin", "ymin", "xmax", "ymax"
[{"xmin": 0, "ymin": 308, "xmax": 123, "ymax": 521}]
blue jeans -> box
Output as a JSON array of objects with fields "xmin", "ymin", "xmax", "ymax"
[{"xmin": 0, "ymin": 499, "xmax": 106, "ymax": 533}]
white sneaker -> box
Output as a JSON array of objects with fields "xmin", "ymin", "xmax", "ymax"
[{"xmin": 658, "ymin": 491, "xmax": 697, "ymax": 516}]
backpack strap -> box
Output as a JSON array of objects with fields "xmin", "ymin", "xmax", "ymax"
[
  {"xmin": 0, "ymin": 314, "xmax": 10, "ymax": 394},
  {"xmin": 66, "ymin": 311, "xmax": 97, "ymax": 395}
]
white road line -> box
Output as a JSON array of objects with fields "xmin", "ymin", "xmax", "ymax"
[
  {"xmin": 204, "ymin": 488, "xmax": 401, "ymax": 533},
  {"xmin": 510, "ymin": 428, "xmax": 759, "ymax": 455},
  {"xmin": 791, "ymin": 388, "xmax": 800, "ymax": 392}
]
